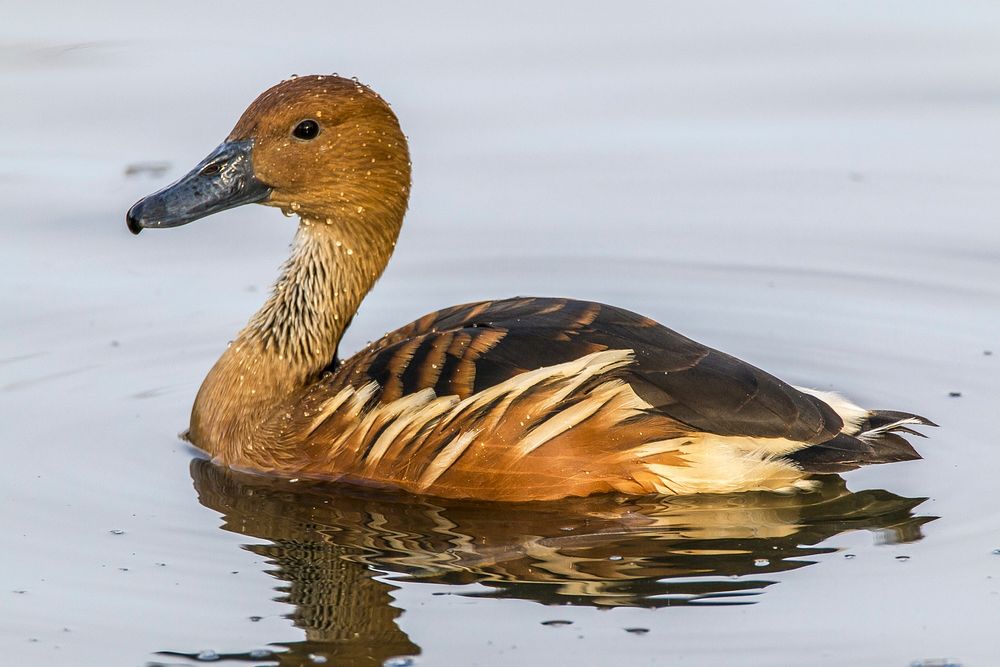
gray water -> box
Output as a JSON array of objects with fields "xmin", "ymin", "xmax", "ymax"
[{"xmin": 2, "ymin": 2, "xmax": 999, "ymax": 665}]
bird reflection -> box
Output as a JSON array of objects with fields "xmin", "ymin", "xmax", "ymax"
[{"xmin": 160, "ymin": 460, "xmax": 932, "ymax": 666}]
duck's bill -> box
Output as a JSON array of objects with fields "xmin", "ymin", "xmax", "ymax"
[{"xmin": 125, "ymin": 139, "xmax": 271, "ymax": 235}]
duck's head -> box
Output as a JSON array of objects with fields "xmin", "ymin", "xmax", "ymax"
[{"xmin": 126, "ymin": 75, "xmax": 411, "ymax": 234}]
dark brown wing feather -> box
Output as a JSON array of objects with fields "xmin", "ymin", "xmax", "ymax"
[{"xmin": 328, "ymin": 297, "xmax": 843, "ymax": 443}]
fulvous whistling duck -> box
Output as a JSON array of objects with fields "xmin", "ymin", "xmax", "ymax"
[{"xmin": 126, "ymin": 75, "xmax": 932, "ymax": 501}]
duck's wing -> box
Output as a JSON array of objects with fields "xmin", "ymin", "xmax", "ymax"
[{"xmin": 328, "ymin": 297, "xmax": 843, "ymax": 444}]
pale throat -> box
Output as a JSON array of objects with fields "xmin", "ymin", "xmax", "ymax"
[
  {"xmin": 189, "ymin": 212, "xmax": 399, "ymax": 455},
  {"xmin": 239, "ymin": 214, "xmax": 399, "ymax": 381}
]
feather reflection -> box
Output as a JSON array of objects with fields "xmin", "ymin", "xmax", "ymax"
[{"xmin": 160, "ymin": 460, "xmax": 932, "ymax": 665}]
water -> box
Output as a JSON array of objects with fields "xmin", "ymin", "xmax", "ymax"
[{"xmin": 2, "ymin": 2, "xmax": 999, "ymax": 665}]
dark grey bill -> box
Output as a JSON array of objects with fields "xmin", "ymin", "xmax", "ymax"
[{"xmin": 126, "ymin": 139, "xmax": 271, "ymax": 235}]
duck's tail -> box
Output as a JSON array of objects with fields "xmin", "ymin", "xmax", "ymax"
[{"xmin": 785, "ymin": 406, "xmax": 937, "ymax": 474}]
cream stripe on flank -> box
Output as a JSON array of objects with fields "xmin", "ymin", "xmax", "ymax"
[{"xmin": 291, "ymin": 349, "xmax": 823, "ymax": 496}]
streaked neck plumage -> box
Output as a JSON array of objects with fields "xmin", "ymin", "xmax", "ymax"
[
  {"xmin": 189, "ymin": 196, "xmax": 408, "ymax": 459},
  {"xmin": 247, "ymin": 214, "xmax": 400, "ymax": 378}
]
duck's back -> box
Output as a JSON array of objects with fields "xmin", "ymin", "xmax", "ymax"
[{"xmin": 331, "ymin": 297, "xmax": 845, "ymax": 441}]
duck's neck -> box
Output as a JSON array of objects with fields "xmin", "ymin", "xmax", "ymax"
[
  {"xmin": 248, "ymin": 216, "xmax": 398, "ymax": 374},
  {"xmin": 190, "ymin": 214, "xmax": 399, "ymax": 457}
]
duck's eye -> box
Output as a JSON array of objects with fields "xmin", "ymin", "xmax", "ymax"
[{"xmin": 292, "ymin": 119, "xmax": 320, "ymax": 140}]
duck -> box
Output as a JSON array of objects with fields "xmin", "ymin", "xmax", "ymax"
[{"xmin": 126, "ymin": 75, "xmax": 932, "ymax": 501}]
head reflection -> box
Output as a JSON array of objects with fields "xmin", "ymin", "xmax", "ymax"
[{"xmin": 161, "ymin": 460, "xmax": 932, "ymax": 665}]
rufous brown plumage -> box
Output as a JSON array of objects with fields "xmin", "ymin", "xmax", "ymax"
[{"xmin": 126, "ymin": 75, "xmax": 932, "ymax": 501}]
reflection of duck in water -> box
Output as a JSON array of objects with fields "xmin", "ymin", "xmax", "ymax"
[
  {"xmin": 157, "ymin": 461, "xmax": 933, "ymax": 664},
  {"xmin": 127, "ymin": 75, "xmax": 933, "ymax": 501}
]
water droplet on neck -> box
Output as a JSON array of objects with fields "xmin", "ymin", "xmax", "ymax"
[{"xmin": 383, "ymin": 658, "xmax": 414, "ymax": 667}]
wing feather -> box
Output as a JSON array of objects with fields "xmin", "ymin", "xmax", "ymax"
[{"xmin": 326, "ymin": 297, "xmax": 842, "ymax": 444}]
